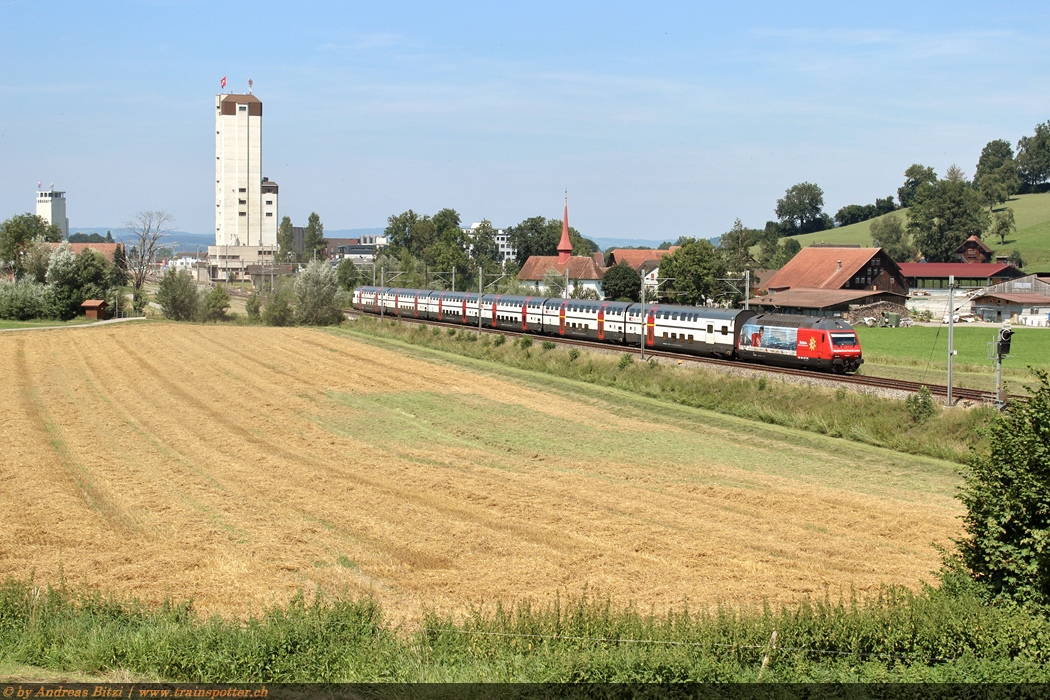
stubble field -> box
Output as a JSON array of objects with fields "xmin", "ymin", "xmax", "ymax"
[{"xmin": 0, "ymin": 323, "xmax": 963, "ymax": 623}]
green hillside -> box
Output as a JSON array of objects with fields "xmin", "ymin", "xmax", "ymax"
[{"xmin": 759, "ymin": 192, "xmax": 1050, "ymax": 271}]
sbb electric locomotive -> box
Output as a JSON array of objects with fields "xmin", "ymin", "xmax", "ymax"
[{"xmin": 353, "ymin": 287, "xmax": 863, "ymax": 373}]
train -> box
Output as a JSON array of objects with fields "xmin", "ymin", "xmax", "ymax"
[{"xmin": 352, "ymin": 286, "xmax": 864, "ymax": 373}]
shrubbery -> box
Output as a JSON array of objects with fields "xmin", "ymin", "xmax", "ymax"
[
  {"xmin": 955, "ymin": 370, "xmax": 1050, "ymax": 609},
  {"xmin": 155, "ymin": 268, "xmax": 200, "ymax": 321},
  {"xmin": 294, "ymin": 259, "xmax": 343, "ymax": 326},
  {"xmin": 0, "ymin": 279, "xmax": 52, "ymax": 320}
]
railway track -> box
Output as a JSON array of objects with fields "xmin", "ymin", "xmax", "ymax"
[{"xmin": 356, "ymin": 310, "xmax": 1020, "ymax": 405}]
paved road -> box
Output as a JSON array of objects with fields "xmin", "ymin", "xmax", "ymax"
[{"xmin": 0, "ymin": 317, "xmax": 148, "ymax": 333}]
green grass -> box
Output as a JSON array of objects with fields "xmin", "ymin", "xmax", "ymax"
[
  {"xmin": 0, "ymin": 317, "xmax": 98, "ymax": 330},
  {"xmin": 856, "ymin": 326, "xmax": 1050, "ymax": 393},
  {"xmin": 335, "ymin": 317, "xmax": 1001, "ymax": 464},
  {"xmin": 753, "ymin": 191, "xmax": 1050, "ymax": 271},
  {"xmin": 3, "ymin": 576, "xmax": 1050, "ymax": 682}
]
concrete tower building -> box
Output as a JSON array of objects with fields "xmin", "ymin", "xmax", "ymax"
[
  {"xmin": 36, "ymin": 187, "xmax": 69, "ymax": 238},
  {"xmin": 215, "ymin": 93, "xmax": 278, "ymax": 247}
]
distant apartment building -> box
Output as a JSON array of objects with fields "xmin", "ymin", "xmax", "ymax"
[
  {"xmin": 462, "ymin": 222, "xmax": 516, "ymax": 263},
  {"xmin": 36, "ymin": 187, "xmax": 69, "ymax": 238}
]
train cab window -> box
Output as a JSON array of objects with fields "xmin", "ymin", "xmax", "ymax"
[{"xmin": 707, "ymin": 324, "xmax": 713, "ymax": 334}]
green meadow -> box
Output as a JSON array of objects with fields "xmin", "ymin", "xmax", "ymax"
[{"xmin": 766, "ymin": 191, "xmax": 1050, "ymax": 271}]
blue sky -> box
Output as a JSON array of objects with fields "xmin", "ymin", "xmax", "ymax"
[{"xmin": 2, "ymin": 1, "xmax": 1048, "ymax": 242}]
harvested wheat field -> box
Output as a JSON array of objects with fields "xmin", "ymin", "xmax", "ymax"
[{"xmin": 0, "ymin": 322, "xmax": 963, "ymax": 622}]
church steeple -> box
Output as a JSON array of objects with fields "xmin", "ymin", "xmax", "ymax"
[{"xmin": 557, "ymin": 193, "xmax": 572, "ymax": 264}]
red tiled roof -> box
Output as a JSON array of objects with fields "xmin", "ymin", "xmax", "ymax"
[
  {"xmin": 898, "ymin": 262, "xmax": 1021, "ymax": 278},
  {"xmin": 764, "ymin": 246, "xmax": 883, "ymax": 291},
  {"xmin": 47, "ymin": 242, "xmax": 123, "ymax": 262},
  {"xmin": 606, "ymin": 248, "xmax": 677, "ymax": 270},
  {"xmin": 517, "ymin": 255, "xmax": 605, "ymax": 281},
  {"xmin": 748, "ymin": 287, "xmax": 907, "ymax": 309}
]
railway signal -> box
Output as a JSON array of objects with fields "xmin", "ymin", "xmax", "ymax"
[{"xmin": 995, "ymin": 324, "xmax": 1013, "ymax": 408}]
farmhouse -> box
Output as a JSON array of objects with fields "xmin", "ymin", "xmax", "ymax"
[{"xmin": 748, "ymin": 245, "xmax": 909, "ymax": 316}]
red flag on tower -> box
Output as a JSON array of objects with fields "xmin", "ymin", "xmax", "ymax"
[{"xmin": 220, "ymin": 76, "xmax": 227, "ymax": 89}]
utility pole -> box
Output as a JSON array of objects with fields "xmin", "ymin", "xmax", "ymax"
[
  {"xmin": 946, "ymin": 275, "xmax": 955, "ymax": 407},
  {"xmin": 380, "ymin": 269, "xmax": 384, "ymax": 319},
  {"xmin": 640, "ymin": 277, "xmax": 646, "ymax": 360},
  {"xmin": 478, "ymin": 270, "xmax": 483, "ymax": 332},
  {"xmin": 744, "ymin": 269, "xmax": 750, "ymax": 310}
]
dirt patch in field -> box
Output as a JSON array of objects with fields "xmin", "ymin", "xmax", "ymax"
[{"xmin": 0, "ymin": 323, "xmax": 962, "ymax": 623}]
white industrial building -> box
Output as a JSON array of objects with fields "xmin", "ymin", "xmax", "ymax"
[
  {"xmin": 208, "ymin": 92, "xmax": 278, "ymax": 280},
  {"xmin": 36, "ymin": 187, "xmax": 69, "ymax": 238}
]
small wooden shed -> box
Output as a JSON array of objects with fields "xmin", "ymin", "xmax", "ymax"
[{"xmin": 81, "ymin": 299, "xmax": 108, "ymax": 320}]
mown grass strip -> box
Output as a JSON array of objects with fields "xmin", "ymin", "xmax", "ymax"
[{"xmin": 332, "ymin": 317, "xmax": 999, "ymax": 464}]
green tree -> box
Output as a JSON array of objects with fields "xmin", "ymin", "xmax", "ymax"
[
  {"xmin": 717, "ymin": 219, "xmax": 759, "ymax": 272},
  {"xmin": 23, "ymin": 240, "xmax": 54, "ymax": 284},
  {"xmin": 955, "ymin": 371, "xmax": 1050, "ymax": 608},
  {"xmin": 302, "ymin": 212, "xmax": 325, "ymax": 260},
  {"xmin": 659, "ymin": 238, "xmax": 731, "ymax": 306},
  {"xmin": 870, "ymin": 214, "xmax": 915, "ymax": 262},
  {"xmin": 336, "ymin": 258, "xmax": 359, "ymax": 292},
  {"xmin": 110, "ymin": 244, "xmax": 129, "ymax": 287},
  {"xmin": 155, "ymin": 268, "xmax": 200, "ymax": 321},
  {"xmin": 975, "ymin": 140, "xmax": 1020, "ymax": 210},
  {"xmin": 262, "ymin": 286, "xmax": 294, "ymax": 326},
  {"xmin": 898, "ymin": 164, "xmax": 938, "ymax": 208},
  {"xmin": 199, "ymin": 286, "xmax": 231, "ymax": 323},
  {"xmin": 294, "ymin": 259, "xmax": 343, "ymax": 325},
  {"xmin": 0, "ymin": 213, "xmax": 62, "ymax": 277},
  {"xmin": 989, "ymin": 208, "xmax": 1016, "ymax": 246},
  {"xmin": 1017, "ymin": 121, "xmax": 1050, "ymax": 188},
  {"xmin": 775, "ymin": 182, "xmax": 829, "ymax": 235},
  {"xmin": 601, "ymin": 262, "xmax": 641, "ymax": 302},
  {"xmin": 76, "ymin": 248, "xmax": 110, "ymax": 303},
  {"xmin": 277, "ymin": 216, "xmax": 296, "ymax": 262},
  {"xmin": 1008, "ymin": 249, "xmax": 1026, "ymax": 269},
  {"xmin": 245, "ymin": 291, "xmax": 262, "ymax": 322},
  {"xmin": 771, "ymin": 238, "xmax": 801, "ymax": 268},
  {"xmin": 44, "ymin": 244, "xmax": 80, "ymax": 320},
  {"xmin": 507, "ymin": 216, "xmax": 597, "ymax": 262},
  {"xmin": 908, "ymin": 179, "xmax": 990, "ymax": 262},
  {"xmin": 468, "ymin": 219, "xmax": 500, "ymax": 271}
]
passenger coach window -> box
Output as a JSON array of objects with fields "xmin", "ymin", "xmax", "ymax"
[{"xmin": 721, "ymin": 326, "xmax": 728, "ymax": 335}]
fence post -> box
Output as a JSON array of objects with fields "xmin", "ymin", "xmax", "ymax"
[{"xmin": 758, "ymin": 630, "xmax": 778, "ymax": 680}]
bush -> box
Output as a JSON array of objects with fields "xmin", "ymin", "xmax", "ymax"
[
  {"xmin": 245, "ymin": 292, "xmax": 262, "ymax": 322},
  {"xmin": 447, "ymin": 327, "xmax": 457, "ymax": 337},
  {"xmin": 0, "ymin": 279, "xmax": 52, "ymax": 320},
  {"xmin": 541, "ymin": 340, "xmax": 556, "ymax": 351},
  {"xmin": 617, "ymin": 353, "xmax": 634, "ymax": 371},
  {"xmin": 519, "ymin": 335, "xmax": 533, "ymax": 349},
  {"xmin": 199, "ymin": 286, "xmax": 231, "ymax": 323},
  {"xmin": 569, "ymin": 347, "xmax": 580, "ymax": 362},
  {"xmin": 906, "ymin": 386, "xmax": 936, "ymax": 423},
  {"xmin": 155, "ymin": 269, "xmax": 200, "ymax": 321},
  {"xmin": 493, "ymin": 334, "xmax": 506, "ymax": 347},
  {"xmin": 294, "ymin": 259, "xmax": 343, "ymax": 326},
  {"xmin": 955, "ymin": 370, "xmax": 1050, "ymax": 608},
  {"xmin": 262, "ymin": 289, "xmax": 294, "ymax": 327}
]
